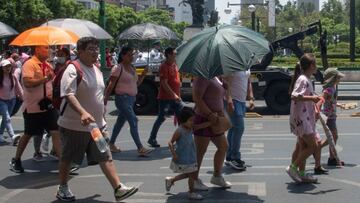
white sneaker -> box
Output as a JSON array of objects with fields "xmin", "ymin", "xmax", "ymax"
[
  {"xmin": 114, "ymin": 183, "xmax": 138, "ymax": 202},
  {"xmin": 11, "ymin": 134, "xmax": 21, "ymax": 146},
  {"xmin": 285, "ymin": 166, "xmax": 302, "ymax": 183},
  {"xmin": 300, "ymin": 174, "xmax": 318, "ymax": 183},
  {"xmin": 188, "ymin": 192, "xmax": 203, "ymax": 200},
  {"xmin": 210, "ymin": 175, "xmax": 232, "ymax": 188},
  {"xmin": 56, "ymin": 184, "xmax": 75, "ymax": 202},
  {"xmin": 41, "ymin": 133, "xmax": 50, "ymax": 152},
  {"xmin": 165, "ymin": 177, "xmax": 173, "ymax": 192},
  {"xmin": 193, "ymin": 179, "xmax": 209, "ymax": 191}
]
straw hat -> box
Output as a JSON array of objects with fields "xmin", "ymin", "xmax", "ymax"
[{"xmin": 323, "ymin": 68, "xmax": 345, "ymax": 88}]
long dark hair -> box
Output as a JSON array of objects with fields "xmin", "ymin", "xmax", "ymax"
[
  {"xmin": 117, "ymin": 46, "xmax": 133, "ymax": 64},
  {"xmin": 0, "ymin": 66, "xmax": 14, "ymax": 89},
  {"xmin": 289, "ymin": 53, "xmax": 316, "ymax": 94}
]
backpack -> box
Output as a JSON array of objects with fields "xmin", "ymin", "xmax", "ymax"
[{"xmin": 52, "ymin": 60, "xmax": 83, "ymax": 111}]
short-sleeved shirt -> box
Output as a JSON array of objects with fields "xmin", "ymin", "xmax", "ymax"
[
  {"xmin": 158, "ymin": 62, "xmax": 180, "ymax": 100},
  {"xmin": 57, "ymin": 60, "xmax": 106, "ymax": 132},
  {"xmin": 289, "ymin": 75, "xmax": 316, "ymax": 136},
  {"xmin": 0, "ymin": 75, "xmax": 16, "ymax": 100},
  {"xmin": 322, "ymin": 86, "xmax": 337, "ymax": 119},
  {"xmin": 110, "ymin": 64, "xmax": 138, "ymax": 96},
  {"xmin": 192, "ymin": 77, "xmax": 225, "ymax": 116},
  {"xmin": 224, "ymin": 70, "xmax": 250, "ymax": 102},
  {"xmin": 22, "ymin": 56, "xmax": 54, "ymax": 113}
]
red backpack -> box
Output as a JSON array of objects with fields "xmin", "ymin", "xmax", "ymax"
[{"xmin": 52, "ymin": 60, "xmax": 83, "ymax": 112}]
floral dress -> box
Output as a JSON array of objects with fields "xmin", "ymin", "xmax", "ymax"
[{"xmin": 289, "ymin": 75, "xmax": 316, "ymax": 137}]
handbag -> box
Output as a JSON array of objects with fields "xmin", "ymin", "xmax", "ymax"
[{"xmin": 210, "ymin": 113, "xmax": 232, "ymax": 134}]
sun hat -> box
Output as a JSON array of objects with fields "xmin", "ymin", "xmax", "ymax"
[
  {"xmin": 323, "ymin": 68, "xmax": 345, "ymax": 88},
  {"xmin": 0, "ymin": 59, "xmax": 11, "ymax": 68}
]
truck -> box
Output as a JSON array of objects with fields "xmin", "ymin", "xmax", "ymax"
[{"xmin": 132, "ymin": 21, "xmax": 327, "ymax": 115}]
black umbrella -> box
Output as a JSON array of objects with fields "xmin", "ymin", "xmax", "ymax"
[
  {"xmin": 118, "ymin": 23, "xmax": 178, "ymax": 40},
  {"xmin": 0, "ymin": 22, "xmax": 18, "ymax": 38}
]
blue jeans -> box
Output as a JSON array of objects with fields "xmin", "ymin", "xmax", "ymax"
[
  {"xmin": 110, "ymin": 94, "xmax": 142, "ymax": 149},
  {"xmin": 0, "ymin": 98, "xmax": 16, "ymax": 137},
  {"xmin": 226, "ymin": 100, "xmax": 246, "ymax": 161},
  {"xmin": 148, "ymin": 100, "xmax": 183, "ymax": 141}
]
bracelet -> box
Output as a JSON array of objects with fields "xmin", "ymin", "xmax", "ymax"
[{"xmin": 249, "ymin": 97, "xmax": 255, "ymax": 101}]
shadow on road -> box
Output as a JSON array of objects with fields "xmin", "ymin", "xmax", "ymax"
[{"xmin": 111, "ymin": 146, "xmax": 171, "ymax": 161}]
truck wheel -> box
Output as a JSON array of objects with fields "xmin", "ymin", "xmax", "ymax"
[
  {"xmin": 135, "ymin": 83, "xmax": 158, "ymax": 115},
  {"xmin": 265, "ymin": 81, "xmax": 291, "ymax": 115}
]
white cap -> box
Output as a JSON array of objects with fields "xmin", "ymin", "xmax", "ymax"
[{"xmin": 0, "ymin": 59, "xmax": 11, "ymax": 67}]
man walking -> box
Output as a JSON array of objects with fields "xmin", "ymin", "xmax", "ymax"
[
  {"xmin": 147, "ymin": 47, "xmax": 183, "ymax": 147},
  {"xmin": 224, "ymin": 70, "xmax": 255, "ymax": 170},
  {"xmin": 9, "ymin": 46, "xmax": 62, "ymax": 173},
  {"xmin": 56, "ymin": 37, "xmax": 137, "ymax": 202}
]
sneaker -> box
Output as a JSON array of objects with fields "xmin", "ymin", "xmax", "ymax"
[
  {"xmin": 110, "ymin": 144, "xmax": 122, "ymax": 153},
  {"xmin": 147, "ymin": 139, "xmax": 160, "ymax": 148},
  {"xmin": 314, "ymin": 166, "xmax": 329, "ymax": 175},
  {"xmin": 114, "ymin": 183, "xmax": 138, "ymax": 202},
  {"xmin": 193, "ymin": 179, "xmax": 209, "ymax": 191},
  {"xmin": 328, "ymin": 158, "xmax": 344, "ymax": 166},
  {"xmin": 188, "ymin": 192, "xmax": 203, "ymax": 200},
  {"xmin": 33, "ymin": 152, "xmax": 46, "ymax": 162},
  {"xmin": 69, "ymin": 163, "xmax": 80, "ymax": 174},
  {"xmin": 41, "ymin": 134, "xmax": 50, "ymax": 152},
  {"xmin": 138, "ymin": 147, "xmax": 153, "ymax": 157},
  {"xmin": 224, "ymin": 158, "xmax": 231, "ymax": 166},
  {"xmin": 285, "ymin": 165, "xmax": 302, "ymax": 183},
  {"xmin": 56, "ymin": 184, "xmax": 75, "ymax": 202},
  {"xmin": 228, "ymin": 159, "xmax": 246, "ymax": 170},
  {"xmin": 210, "ymin": 175, "xmax": 232, "ymax": 188},
  {"xmin": 300, "ymin": 174, "xmax": 318, "ymax": 183},
  {"xmin": 165, "ymin": 177, "xmax": 173, "ymax": 192},
  {"xmin": 11, "ymin": 134, "xmax": 21, "ymax": 146},
  {"xmin": 9, "ymin": 158, "xmax": 24, "ymax": 173}
]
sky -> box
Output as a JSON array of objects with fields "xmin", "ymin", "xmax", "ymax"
[{"xmin": 216, "ymin": 0, "xmax": 327, "ymax": 24}]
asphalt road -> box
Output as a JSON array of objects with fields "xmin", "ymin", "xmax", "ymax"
[{"xmin": 0, "ymin": 101, "xmax": 359, "ymax": 203}]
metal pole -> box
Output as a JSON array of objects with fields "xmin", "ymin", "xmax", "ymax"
[
  {"xmin": 99, "ymin": 0, "xmax": 106, "ymax": 69},
  {"xmin": 251, "ymin": 12, "xmax": 255, "ymax": 31},
  {"xmin": 349, "ymin": 0, "xmax": 355, "ymax": 62}
]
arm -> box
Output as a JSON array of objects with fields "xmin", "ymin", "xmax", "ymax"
[
  {"xmin": 223, "ymin": 75, "xmax": 234, "ymax": 114},
  {"xmin": 168, "ymin": 128, "xmax": 181, "ymax": 161},
  {"xmin": 246, "ymin": 78, "xmax": 255, "ymax": 110},
  {"xmin": 104, "ymin": 75, "xmax": 118, "ymax": 105},
  {"xmin": 22, "ymin": 75, "xmax": 52, "ymax": 88},
  {"xmin": 192, "ymin": 78, "xmax": 218, "ymax": 123},
  {"xmin": 65, "ymin": 95, "xmax": 95, "ymax": 126},
  {"xmin": 291, "ymin": 94, "xmax": 320, "ymax": 102},
  {"xmin": 160, "ymin": 79, "xmax": 181, "ymax": 101},
  {"xmin": 193, "ymin": 121, "xmax": 211, "ymax": 131}
]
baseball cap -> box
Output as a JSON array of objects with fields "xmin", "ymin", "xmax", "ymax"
[{"xmin": 0, "ymin": 59, "xmax": 11, "ymax": 67}]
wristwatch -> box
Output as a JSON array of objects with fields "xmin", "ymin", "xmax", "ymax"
[{"xmin": 249, "ymin": 97, "xmax": 255, "ymax": 101}]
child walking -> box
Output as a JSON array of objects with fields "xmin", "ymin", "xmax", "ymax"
[
  {"xmin": 166, "ymin": 106, "xmax": 210, "ymax": 200},
  {"xmin": 287, "ymin": 53, "xmax": 321, "ymax": 183},
  {"xmin": 321, "ymin": 68, "xmax": 345, "ymax": 166}
]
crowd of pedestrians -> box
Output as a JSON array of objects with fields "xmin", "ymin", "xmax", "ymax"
[{"xmin": 0, "ymin": 38, "xmax": 346, "ymax": 202}]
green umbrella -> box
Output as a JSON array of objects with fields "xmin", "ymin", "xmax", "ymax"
[{"xmin": 176, "ymin": 25, "xmax": 270, "ymax": 79}]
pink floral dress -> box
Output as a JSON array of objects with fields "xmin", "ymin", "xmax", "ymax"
[{"xmin": 289, "ymin": 75, "xmax": 316, "ymax": 137}]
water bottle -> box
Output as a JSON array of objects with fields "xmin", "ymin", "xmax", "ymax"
[{"xmin": 88, "ymin": 122, "xmax": 109, "ymax": 153}]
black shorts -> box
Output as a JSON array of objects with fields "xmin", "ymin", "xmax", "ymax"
[{"xmin": 23, "ymin": 108, "xmax": 59, "ymax": 136}]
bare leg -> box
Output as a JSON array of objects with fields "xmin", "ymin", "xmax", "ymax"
[
  {"xmin": 59, "ymin": 160, "xmax": 71, "ymax": 185},
  {"xmin": 291, "ymin": 140, "xmax": 300, "ymax": 167},
  {"xmin": 14, "ymin": 134, "xmax": 31, "ymax": 159},
  {"xmin": 294, "ymin": 135, "xmax": 317, "ymax": 171},
  {"xmin": 188, "ymin": 172, "xmax": 197, "ymax": 193},
  {"xmin": 50, "ymin": 130, "xmax": 62, "ymax": 159},
  {"xmin": 33, "ymin": 135, "xmax": 42, "ymax": 153},
  {"xmin": 329, "ymin": 128, "xmax": 338, "ymax": 159},
  {"xmin": 211, "ymin": 135, "xmax": 228, "ymax": 176},
  {"xmin": 194, "ymin": 136, "xmax": 210, "ymax": 179},
  {"xmin": 99, "ymin": 160, "xmax": 121, "ymax": 189}
]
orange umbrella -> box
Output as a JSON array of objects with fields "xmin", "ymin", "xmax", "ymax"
[{"xmin": 10, "ymin": 26, "xmax": 79, "ymax": 46}]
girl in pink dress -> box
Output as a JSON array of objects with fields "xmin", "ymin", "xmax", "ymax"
[{"xmin": 286, "ymin": 54, "xmax": 321, "ymax": 183}]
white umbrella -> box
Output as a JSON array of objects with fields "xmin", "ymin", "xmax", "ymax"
[
  {"xmin": 0, "ymin": 22, "xmax": 18, "ymax": 38},
  {"xmin": 41, "ymin": 18, "xmax": 112, "ymax": 40},
  {"xmin": 118, "ymin": 23, "xmax": 178, "ymax": 40}
]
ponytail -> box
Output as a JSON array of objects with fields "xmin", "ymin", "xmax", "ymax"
[{"xmin": 289, "ymin": 62, "xmax": 301, "ymax": 94}]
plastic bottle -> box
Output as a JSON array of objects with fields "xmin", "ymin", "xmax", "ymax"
[{"xmin": 88, "ymin": 122, "xmax": 108, "ymax": 153}]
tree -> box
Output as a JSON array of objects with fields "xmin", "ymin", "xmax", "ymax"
[
  {"xmin": 321, "ymin": 0, "xmax": 345, "ymax": 24},
  {"xmin": 0, "ymin": 0, "xmax": 52, "ymax": 32},
  {"xmin": 43, "ymin": 0, "xmax": 85, "ymax": 19}
]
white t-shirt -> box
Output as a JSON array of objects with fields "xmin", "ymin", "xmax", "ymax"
[
  {"xmin": 225, "ymin": 70, "xmax": 250, "ymax": 102},
  {"xmin": 57, "ymin": 60, "xmax": 106, "ymax": 132}
]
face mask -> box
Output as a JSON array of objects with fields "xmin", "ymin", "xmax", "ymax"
[{"xmin": 57, "ymin": 57, "xmax": 66, "ymax": 64}]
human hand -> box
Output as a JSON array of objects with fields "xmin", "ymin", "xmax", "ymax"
[
  {"xmin": 249, "ymin": 100, "xmax": 255, "ymax": 110},
  {"xmin": 172, "ymin": 154, "xmax": 178, "ymax": 162},
  {"xmin": 227, "ymin": 100, "xmax": 234, "ymax": 114},
  {"xmin": 80, "ymin": 111, "xmax": 95, "ymax": 126}
]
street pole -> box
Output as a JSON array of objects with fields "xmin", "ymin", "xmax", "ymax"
[
  {"xmin": 99, "ymin": 0, "xmax": 106, "ymax": 69},
  {"xmin": 251, "ymin": 12, "xmax": 255, "ymax": 31},
  {"xmin": 349, "ymin": 0, "xmax": 355, "ymax": 62}
]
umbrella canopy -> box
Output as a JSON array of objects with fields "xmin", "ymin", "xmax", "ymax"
[
  {"xmin": 0, "ymin": 22, "xmax": 18, "ymax": 38},
  {"xmin": 176, "ymin": 25, "xmax": 270, "ymax": 79},
  {"xmin": 10, "ymin": 26, "xmax": 79, "ymax": 46},
  {"xmin": 118, "ymin": 23, "xmax": 178, "ymax": 40},
  {"xmin": 41, "ymin": 18, "xmax": 112, "ymax": 40}
]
